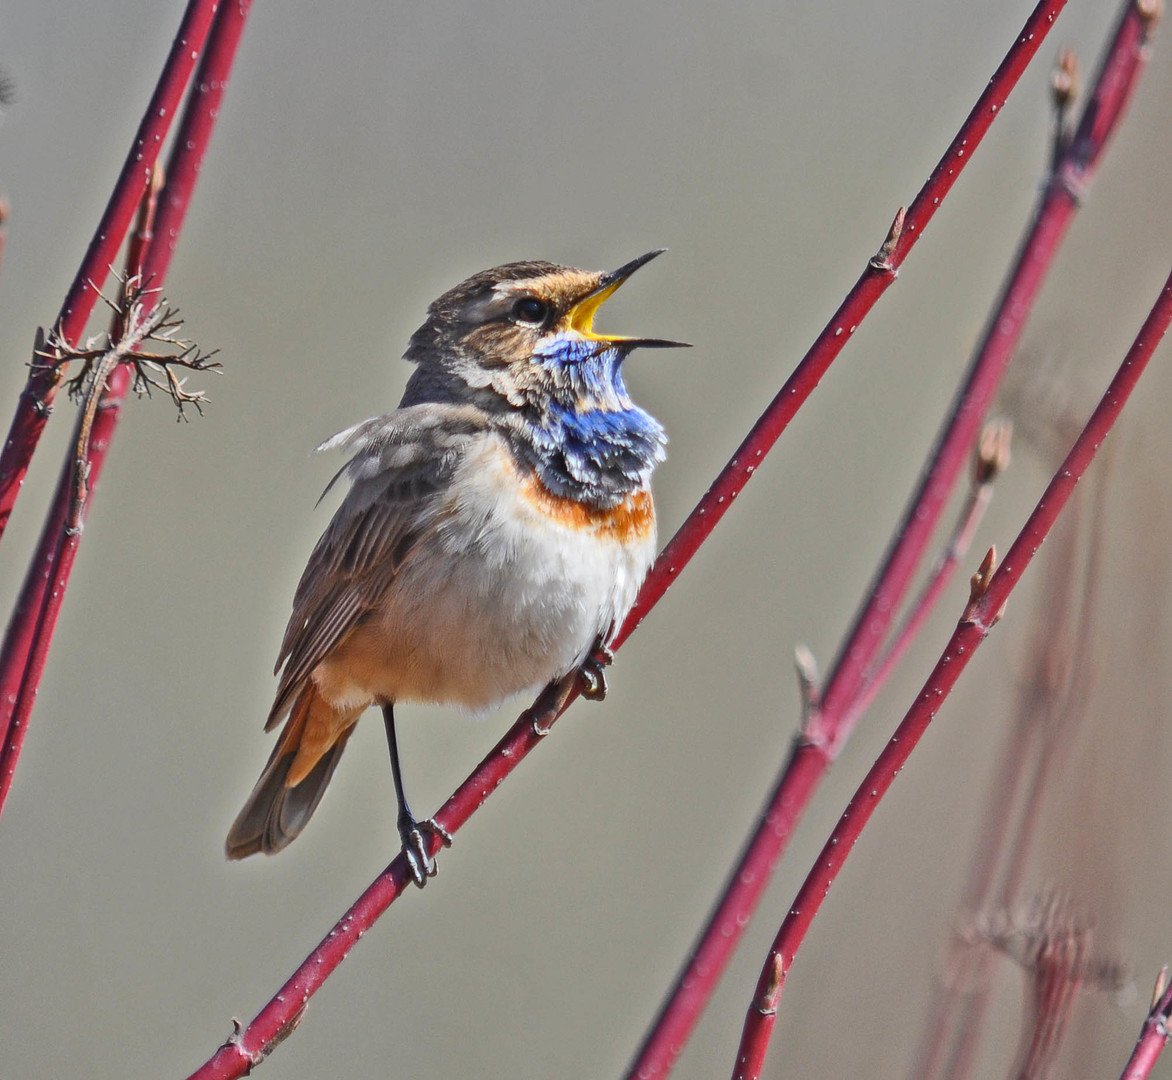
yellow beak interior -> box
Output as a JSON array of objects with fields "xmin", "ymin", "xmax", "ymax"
[{"xmin": 565, "ymin": 280, "xmax": 633, "ymax": 343}]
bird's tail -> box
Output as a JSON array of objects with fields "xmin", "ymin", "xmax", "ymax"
[{"xmin": 225, "ymin": 683, "xmax": 360, "ymax": 859}]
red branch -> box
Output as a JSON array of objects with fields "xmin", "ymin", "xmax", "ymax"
[
  {"xmin": 626, "ymin": 3, "xmax": 1157, "ymax": 1073},
  {"xmin": 616, "ymin": 0, "xmax": 1071, "ymax": 653},
  {"xmin": 184, "ymin": 3, "xmax": 1073, "ymax": 1076},
  {"xmin": 1118, "ymin": 979, "xmax": 1172, "ymax": 1080},
  {"xmin": 730, "ymin": 267, "xmax": 1172, "ymax": 1080},
  {"xmin": 0, "ymin": 174, "xmax": 160, "ymax": 811},
  {"xmin": 835, "ymin": 422, "xmax": 1008, "ymax": 753},
  {"xmin": 0, "ymin": 1, "xmax": 253, "ymax": 817},
  {"xmin": 0, "ymin": 0, "xmax": 220, "ymax": 543},
  {"xmin": 816, "ymin": 0, "xmax": 1156, "ymax": 759}
]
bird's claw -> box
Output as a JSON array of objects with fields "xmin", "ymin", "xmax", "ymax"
[
  {"xmin": 398, "ymin": 815, "xmax": 453, "ymax": 888},
  {"xmin": 578, "ymin": 642, "xmax": 615, "ymax": 701}
]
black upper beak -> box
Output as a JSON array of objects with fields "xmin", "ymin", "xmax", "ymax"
[
  {"xmin": 597, "ymin": 248, "xmax": 670, "ymax": 291},
  {"xmin": 575, "ymin": 249, "xmax": 691, "ymax": 352}
]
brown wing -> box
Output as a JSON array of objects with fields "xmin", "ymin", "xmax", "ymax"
[{"xmin": 264, "ymin": 405, "xmax": 486, "ymax": 730}]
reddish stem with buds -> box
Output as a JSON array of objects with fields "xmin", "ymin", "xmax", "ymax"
[
  {"xmin": 626, "ymin": 3, "xmax": 1157, "ymax": 1073},
  {"xmin": 1118, "ymin": 980, "xmax": 1172, "ymax": 1080},
  {"xmin": 0, "ymin": 176, "xmax": 160, "ymax": 811},
  {"xmin": 0, "ymin": 0, "xmax": 253, "ymax": 817},
  {"xmin": 730, "ymin": 268, "xmax": 1172, "ymax": 1080},
  {"xmin": 0, "ymin": 0, "xmax": 221, "ymax": 542}
]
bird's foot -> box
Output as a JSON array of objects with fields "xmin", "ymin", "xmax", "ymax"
[
  {"xmin": 398, "ymin": 811, "xmax": 453, "ymax": 888},
  {"xmin": 578, "ymin": 642, "xmax": 615, "ymax": 701}
]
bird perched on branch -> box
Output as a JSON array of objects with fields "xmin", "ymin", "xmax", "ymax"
[{"xmin": 226, "ymin": 250, "xmax": 686, "ymax": 885}]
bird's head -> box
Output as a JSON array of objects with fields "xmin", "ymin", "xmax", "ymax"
[{"xmin": 403, "ymin": 250, "xmax": 688, "ymax": 411}]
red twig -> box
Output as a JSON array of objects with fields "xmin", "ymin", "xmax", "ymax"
[
  {"xmin": 1118, "ymin": 974, "xmax": 1172, "ymax": 1080},
  {"xmin": 839, "ymin": 421, "xmax": 1010, "ymax": 737},
  {"xmin": 916, "ymin": 462, "xmax": 1111, "ymax": 1080},
  {"xmin": 628, "ymin": 3, "xmax": 1157, "ymax": 1072},
  {"xmin": 0, "ymin": 0, "xmax": 252, "ymax": 818},
  {"xmin": 145, "ymin": 1, "xmax": 252, "ymax": 287},
  {"xmin": 0, "ymin": 176, "xmax": 161, "ymax": 812},
  {"xmin": 730, "ymin": 267, "xmax": 1172, "ymax": 1080},
  {"xmin": 186, "ymin": 677, "xmax": 582, "ymax": 1080},
  {"xmin": 185, "ymin": 5, "xmax": 1070, "ymax": 1076},
  {"xmin": 0, "ymin": 0, "xmax": 219, "ymax": 543},
  {"xmin": 817, "ymin": 0, "xmax": 1156, "ymax": 761},
  {"xmin": 617, "ymin": 0, "xmax": 1070, "ymax": 654}
]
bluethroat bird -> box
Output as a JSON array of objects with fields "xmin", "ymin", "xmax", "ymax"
[{"xmin": 226, "ymin": 250, "xmax": 687, "ymax": 884}]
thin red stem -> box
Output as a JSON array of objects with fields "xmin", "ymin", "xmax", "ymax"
[
  {"xmin": 817, "ymin": 0, "xmax": 1156, "ymax": 758},
  {"xmin": 841, "ymin": 476, "xmax": 993, "ymax": 737},
  {"xmin": 628, "ymin": 4, "xmax": 1156, "ymax": 1072},
  {"xmin": 731, "ymin": 268, "xmax": 1172, "ymax": 1080},
  {"xmin": 0, "ymin": 0, "xmax": 220, "ymax": 543},
  {"xmin": 1118, "ymin": 982, "xmax": 1172, "ymax": 1080},
  {"xmin": 0, "ymin": 1, "xmax": 253, "ymax": 819},
  {"xmin": 145, "ymin": 1, "xmax": 251, "ymax": 287},
  {"xmin": 616, "ymin": 0, "xmax": 1069, "ymax": 653},
  {"xmin": 0, "ymin": 172, "xmax": 162, "ymax": 812},
  {"xmin": 186, "ymin": 677, "xmax": 581, "ymax": 1080}
]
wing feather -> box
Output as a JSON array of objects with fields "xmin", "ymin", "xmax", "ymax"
[{"xmin": 265, "ymin": 404, "xmax": 488, "ymax": 730}]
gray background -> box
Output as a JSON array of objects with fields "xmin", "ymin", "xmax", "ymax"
[{"xmin": 1, "ymin": 2, "xmax": 1170, "ymax": 1078}]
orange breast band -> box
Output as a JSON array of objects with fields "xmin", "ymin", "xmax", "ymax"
[{"xmin": 521, "ymin": 475, "xmax": 654, "ymax": 542}]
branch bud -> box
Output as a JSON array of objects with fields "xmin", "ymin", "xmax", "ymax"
[
  {"xmin": 974, "ymin": 419, "xmax": 1013, "ymax": 485},
  {"xmin": 1137, "ymin": 0, "xmax": 1164, "ymax": 39},
  {"xmin": 1050, "ymin": 49, "xmax": 1079, "ymax": 113}
]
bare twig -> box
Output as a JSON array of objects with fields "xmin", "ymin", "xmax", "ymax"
[
  {"xmin": 728, "ymin": 267, "xmax": 1171, "ymax": 1080},
  {"xmin": 0, "ymin": 168, "xmax": 163, "ymax": 811},
  {"xmin": 0, "ymin": 196, "xmax": 9, "ymax": 283},
  {"xmin": 0, "ymin": 0, "xmax": 220, "ymax": 542},
  {"xmin": 0, "ymin": 0, "xmax": 252, "ymax": 819},
  {"xmin": 629, "ymin": 2, "xmax": 1161, "ymax": 1072},
  {"xmin": 838, "ymin": 419, "xmax": 1011, "ymax": 734},
  {"xmin": 1116, "ymin": 971, "xmax": 1172, "ymax": 1080},
  {"xmin": 914, "ymin": 452, "xmax": 1113, "ymax": 1080}
]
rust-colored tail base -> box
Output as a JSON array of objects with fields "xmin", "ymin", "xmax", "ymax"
[{"xmin": 226, "ymin": 684, "xmax": 359, "ymax": 859}]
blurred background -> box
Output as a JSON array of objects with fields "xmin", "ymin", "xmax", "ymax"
[{"xmin": 1, "ymin": 2, "xmax": 1170, "ymax": 1077}]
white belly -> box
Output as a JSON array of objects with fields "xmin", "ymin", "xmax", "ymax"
[{"xmin": 315, "ymin": 439, "xmax": 657, "ymax": 712}]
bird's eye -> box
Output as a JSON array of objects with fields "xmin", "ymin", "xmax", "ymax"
[{"xmin": 511, "ymin": 297, "xmax": 551, "ymax": 326}]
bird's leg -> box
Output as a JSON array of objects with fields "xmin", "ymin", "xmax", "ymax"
[
  {"xmin": 382, "ymin": 703, "xmax": 451, "ymax": 888},
  {"xmin": 578, "ymin": 637, "xmax": 615, "ymax": 701}
]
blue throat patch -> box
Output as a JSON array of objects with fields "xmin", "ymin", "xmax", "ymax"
[{"xmin": 525, "ymin": 334, "xmax": 666, "ymax": 508}]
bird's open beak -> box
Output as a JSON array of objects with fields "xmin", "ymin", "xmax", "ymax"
[{"xmin": 565, "ymin": 249, "xmax": 691, "ymax": 351}]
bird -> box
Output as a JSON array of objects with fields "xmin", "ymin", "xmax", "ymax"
[{"xmin": 225, "ymin": 249, "xmax": 687, "ymax": 885}]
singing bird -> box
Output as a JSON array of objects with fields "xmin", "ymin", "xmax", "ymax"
[{"xmin": 226, "ymin": 250, "xmax": 686, "ymax": 884}]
